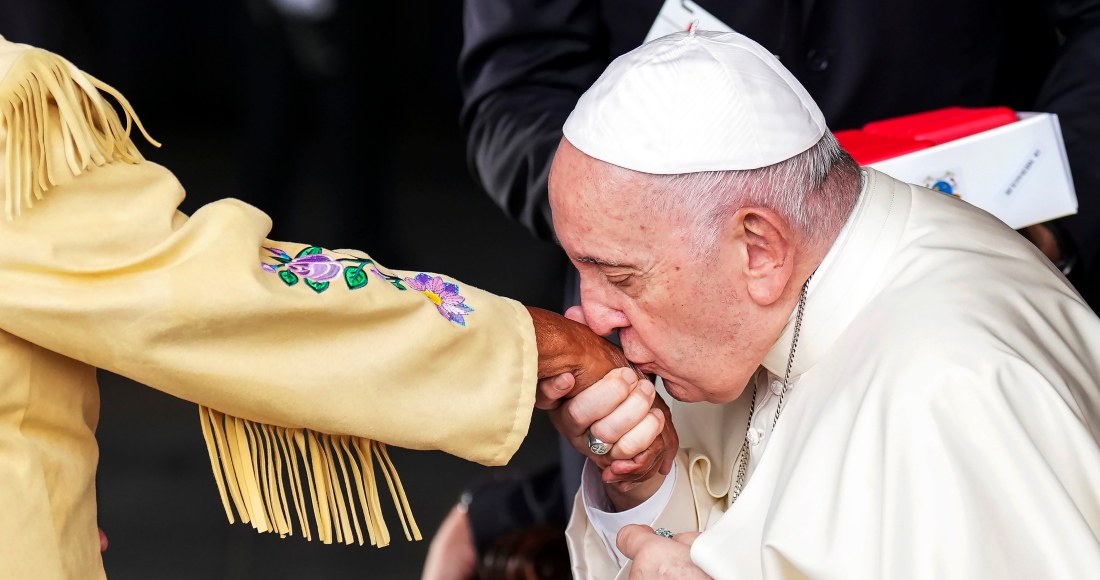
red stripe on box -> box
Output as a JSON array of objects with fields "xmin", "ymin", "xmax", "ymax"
[
  {"xmin": 862, "ymin": 106, "xmax": 1017, "ymax": 145},
  {"xmin": 835, "ymin": 129, "xmax": 935, "ymax": 165}
]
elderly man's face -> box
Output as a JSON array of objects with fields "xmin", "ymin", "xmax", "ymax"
[{"xmin": 549, "ymin": 140, "xmax": 786, "ymax": 404}]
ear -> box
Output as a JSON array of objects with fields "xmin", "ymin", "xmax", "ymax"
[{"xmin": 729, "ymin": 207, "xmax": 795, "ymax": 306}]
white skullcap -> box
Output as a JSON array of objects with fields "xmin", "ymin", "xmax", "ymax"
[{"xmin": 563, "ymin": 30, "xmax": 827, "ymax": 174}]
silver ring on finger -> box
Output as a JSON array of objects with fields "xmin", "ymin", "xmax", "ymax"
[
  {"xmin": 655, "ymin": 528, "xmax": 674, "ymax": 539},
  {"xmin": 586, "ymin": 430, "xmax": 612, "ymax": 455}
]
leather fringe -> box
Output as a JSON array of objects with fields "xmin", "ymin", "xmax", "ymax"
[
  {"xmin": 0, "ymin": 46, "xmax": 159, "ymax": 219},
  {"xmin": 199, "ymin": 406, "xmax": 421, "ymax": 547}
]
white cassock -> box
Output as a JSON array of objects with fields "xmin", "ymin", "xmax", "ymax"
[{"xmin": 565, "ymin": 168, "xmax": 1100, "ymax": 579}]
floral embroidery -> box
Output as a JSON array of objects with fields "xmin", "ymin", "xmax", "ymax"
[
  {"xmin": 262, "ymin": 246, "xmax": 350, "ymax": 293},
  {"xmin": 404, "ymin": 273, "xmax": 475, "ymax": 326},
  {"xmin": 370, "ymin": 268, "xmax": 408, "ymax": 290},
  {"xmin": 262, "ymin": 246, "xmax": 474, "ymax": 325}
]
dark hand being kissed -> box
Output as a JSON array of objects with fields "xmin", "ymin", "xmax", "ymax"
[{"xmin": 528, "ymin": 306, "xmax": 678, "ymax": 506}]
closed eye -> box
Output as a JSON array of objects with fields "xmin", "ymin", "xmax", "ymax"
[{"xmin": 606, "ymin": 273, "xmax": 633, "ymax": 287}]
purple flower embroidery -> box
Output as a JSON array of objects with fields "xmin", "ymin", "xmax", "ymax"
[
  {"xmin": 405, "ymin": 273, "xmax": 475, "ymax": 326},
  {"xmin": 260, "ymin": 247, "xmax": 475, "ymax": 324},
  {"xmin": 286, "ymin": 254, "xmax": 344, "ymax": 281},
  {"xmin": 262, "ymin": 246, "xmax": 344, "ymax": 293}
]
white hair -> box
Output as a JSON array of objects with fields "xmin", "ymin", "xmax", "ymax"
[{"xmin": 633, "ymin": 131, "xmax": 861, "ymax": 254}]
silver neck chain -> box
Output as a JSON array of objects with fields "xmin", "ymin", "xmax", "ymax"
[{"xmin": 729, "ymin": 274, "xmax": 812, "ymax": 504}]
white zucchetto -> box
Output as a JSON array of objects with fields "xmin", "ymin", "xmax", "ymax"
[{"xmin": 563, "ymin": 30, "xmax": 827, "ymax": 174}]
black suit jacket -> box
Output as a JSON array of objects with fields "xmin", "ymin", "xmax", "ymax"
[{"xmin": 459, "ymin": 0, "xmax": 1100, "ymax": 277}]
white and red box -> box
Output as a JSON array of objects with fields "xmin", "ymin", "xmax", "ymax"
[{"xmin": 837, "ymin": 107, "xmax": 1078, "ymax": 229}]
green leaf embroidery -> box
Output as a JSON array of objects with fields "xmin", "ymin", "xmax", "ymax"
[
  {"xmin": 305, "ymin": 279, "xmax": 330, "ymax": 293},
  {"xmin": 279, "ymin": 270, "xmax": 299, "ymax": 286},
  {"xmin": 370, "ymin": 267, "xmax": 407, "ymax": 290},
  {"xmin": 296, "ymin": 246, "xmax": 324, "ymax": 258},
  {"xmin": 344, "ymin": 267, "xmax": 368, "ymax": 290}
]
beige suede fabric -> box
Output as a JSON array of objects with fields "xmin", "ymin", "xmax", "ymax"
[{"xmin": 0, "ymin": 36, "xmax": 537, "ymax": 579}]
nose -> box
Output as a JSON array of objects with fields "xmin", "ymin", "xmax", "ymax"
[{"xmin": 579, "ymin": 279, "xmax": 630, "ymax": 337}]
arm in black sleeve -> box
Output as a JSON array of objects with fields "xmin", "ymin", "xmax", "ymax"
[
  {"xmin": 459, "ymin": 0, "xmax": 609, "ymax": 240},
  {"xmin": 1036, "ymin": 0, "xmax": 1100, "ymax": 273}
]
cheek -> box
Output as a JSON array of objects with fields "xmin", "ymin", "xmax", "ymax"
[
  {"xmin": 631, "ymin": 277, "xmax": 749, "ymax": 386},
  {"xmin": 627, "ymin": 281, "xmax": 713, "ymax": 358}
]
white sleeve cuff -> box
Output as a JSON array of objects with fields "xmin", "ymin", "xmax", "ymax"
[{"xmin": 581, "ymin": 459, "xmax": 677, "ymax": 568}]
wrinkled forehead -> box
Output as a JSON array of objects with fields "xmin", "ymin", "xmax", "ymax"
[
  {"xmin": 550, "ymin": 139, "xmax": 650, "ymax": 213},
  {"xmin": 549, "ymin": 139, "xmax": 673, "ymax": 263}
]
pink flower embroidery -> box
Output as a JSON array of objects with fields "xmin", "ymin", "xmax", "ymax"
[{"xmin": 404, "ymin": 273, "xmax": 475, "ymax": 326}]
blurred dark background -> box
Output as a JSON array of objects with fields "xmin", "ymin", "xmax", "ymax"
[{"xmin": 0, "ymin": 0, "xmax": 567, "ymax": 577}]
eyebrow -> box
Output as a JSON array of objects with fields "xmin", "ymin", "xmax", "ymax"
[{"xmin": 576, "ymin": 256, "xmax": 633, "ymax": 268}]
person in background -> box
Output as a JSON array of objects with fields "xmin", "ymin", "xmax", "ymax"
[
  {"xmin": 424, "ymin": 0, "xmax": 1100, "ymax": 577},
  {"xmin": 461, "ymin": 0, "xmax": 1098, "ymax": 299}
]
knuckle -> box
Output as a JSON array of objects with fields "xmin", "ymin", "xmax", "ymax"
[
  {"xmin": 646, "ymin": 413, "xmax": 664, "ymax": 435},
  {"xmin": 589, "ymin": 421, "xmax": 616, "ymax": 443},
  {"xmin": 621, "ymin": 424, "xmax": 659, "ymax": 458},
  {"xmin": 609, "ymin": 377, "xmax": 631, "ymax": 398},
  {"xmin": 616, "ymin": 439, "xmax": 644, "ymax": 459},
  {"xmin": 599, "ymin": 414, "xmax": 629, "ymax": 436},
  {"xmin": 627, "ymin": 386, "xmax": 650, "ymax": 406},
  {"xmin": 564, "ymin": 401, "xmax": 588, "ymax": 427},
  {"xmin": 630, "ymin": 447, "xmax": 654, "ymax": 465},
  {"xmin": 617, "ymin": 396, "xmax": 650, "ymax": 425},
  {"xmin": 616, "ymin": 526, "xmax": 635, "ymax": 547},
  {"xmin": 554, "ymin": 412, "xmax": 585, "ymax": 438}
]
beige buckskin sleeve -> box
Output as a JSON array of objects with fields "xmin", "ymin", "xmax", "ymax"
[{"xmin": 0, "ymin": 40, "xmax": 537, "ymax": 548}]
